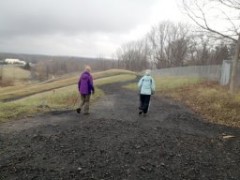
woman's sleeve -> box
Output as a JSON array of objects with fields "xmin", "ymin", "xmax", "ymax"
[
  {"xmin": 78, "ymin": 77, "xmax": 81, "ymax": 92},
  {"xmin": 138, "ymin": 77, "xmax": 143, "ymax": 88},
  {"xmin": 89, "ymin": 75, "xmax": 94, "ymax": 92},
  {"xmin": 151, "ymin": 77, "xmax": 156, "ymax": 91}
]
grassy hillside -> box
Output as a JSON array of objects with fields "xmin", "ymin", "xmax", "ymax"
[
  {"xmin": 0, "ymin": 69, "xmax": 135, "ymax": 102},
  {"xmin": 1, "ymin": 65, "xmax": 30, "ymax": 80},
  {"xmin": 0, "ymin": 70, "xmax": 136, "ymax": 122},
  {"xmin": 0, "ymin": 65, "xmax": 31, "ymax": 86}
]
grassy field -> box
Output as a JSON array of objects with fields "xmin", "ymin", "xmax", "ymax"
[
  {"xmin": 0, "ymin": 69, "xmax": 135, "ymax": 102},
  {"xmin": 0, "ymin": 65, "xmax": 31, "ymax": 86},
  {"xmin": 168, "ymin": 82, "xmax": 240, "ymax": 128},
  {"xmin": 0, "ymin": 71, "xmax": 136, "ymax": 122},
  {"xmin": 1, "ymin": 65, "xmax": 30, "ymax": 80},
  {"xmin": 125, "ymin": 76, "xmax": 240, "ymax": 128},
  {"xmin": 0, "ymin": 86, "xmax": 104, "ymax": 122}
]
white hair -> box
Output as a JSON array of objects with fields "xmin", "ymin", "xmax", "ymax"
[{"xmin": 145, "ymin": 69, "xmax": 151, "ymax": 75}]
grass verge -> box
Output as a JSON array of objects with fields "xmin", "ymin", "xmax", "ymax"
[
  {"xmin": 0, "ymin": 73, "xmax": 136, "ymax": 122},
  {"xmin": 169, "ymin": 82, "xmax": 240, "ymax": 128},
  {"xmin": 0, "ymin": 69, "xmax": 135, "ymax": 102}
]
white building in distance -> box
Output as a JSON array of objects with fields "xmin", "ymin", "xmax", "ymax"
[{"xmin": 4, "ymin": 58, "xmax": 26, "ymax": 65}]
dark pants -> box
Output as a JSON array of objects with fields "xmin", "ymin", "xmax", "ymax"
[
  {"xmin": 80, "ymin": 94, "xmax": 90, "ymax": 113},
  {"xmin": 139, "ymin": 94, "xmax": 151, "ymax": 114}
]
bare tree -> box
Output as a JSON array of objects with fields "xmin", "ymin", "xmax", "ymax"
[
  {"xmin": 182, "ymin": 0, "xmax": 240, "ymax": 93},
  {"xmin": 211, "ymin": 43, "xmax": 230, "ymax": 64},
  {"xmin": 148, "ymin": 21, "xmax": 171, "ymax": 68},
  {"xmin": 187, "ymin": 34, "xmax": 212, "ymax": 65},
  {"xmin": 186, "ymin": 32, "xmax": 231, "ymax": 65},
  {"xmin": 116, "ymin": 39, "xmax": 150, "ymax": 71},
  {"xmin": 148, "ymin": 21, "xmax": 190, "ymax": 68},
  {"xmin": 95, "ymin": 57, "xmax": 112, "ymax": 70}
]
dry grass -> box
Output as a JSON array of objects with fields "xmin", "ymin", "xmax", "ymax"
[
  {"xmin": 1, "ymin": 65, "xmax": 30, "ymax": 80},
  {"xmin": 167, "ymin": 82, "xmax": 240, "ymax": 128},
  {"xmin": 0, "ymin": 65, "xmax": 30, "ymax": 87},
  {"xmin": 0, "ymin": 72, "xmax": 136, "ymax": 122},
  {"xmin": 0, "ymin": 78, "xmax": 15, "ymax": 87},
  {"xmin": 0, "ymin": 86, "xmax": 104, "ymax": 122},
  {"xmin": 0, "ymin": 69, "xmax": 135, "ymax": 101}
]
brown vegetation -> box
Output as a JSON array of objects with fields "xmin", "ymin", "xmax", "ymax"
[
  {"xmin": 163, "ymin": 81, "xmax": 240, "ymax": 128},
  {"xmin": 0, "ymin": 79, "xmax": 14, "ymax": 87}
]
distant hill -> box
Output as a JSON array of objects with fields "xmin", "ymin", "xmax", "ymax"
[
  {"xmin": 0, "ymin": 52, "xmax": 119, "ymax": 76},
  {"xmin": 0, "ymin": 52, "xmax": 114, "ymax": 64}
]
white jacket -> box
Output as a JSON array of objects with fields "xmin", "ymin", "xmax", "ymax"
[{"xmin": 138, "ymin": 75, "xmax": 155, "ymax": 95}]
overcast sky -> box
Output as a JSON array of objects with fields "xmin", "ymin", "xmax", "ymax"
[{"xmin": 0, "ymin": 0, "xmax": 186, "ymax": 58}]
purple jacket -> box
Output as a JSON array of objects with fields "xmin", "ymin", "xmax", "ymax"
[{"xmin": 78, "ymin": 71, "xmax": 94, "ymax": 95}]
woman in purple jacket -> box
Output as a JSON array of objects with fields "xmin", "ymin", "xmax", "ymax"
[{"xmin": 77, "ymin": 65, "xmax": 95, "ymax": 115}]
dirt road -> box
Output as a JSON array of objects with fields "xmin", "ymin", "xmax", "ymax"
[{"xmin": 0, "ymin": 80, "xmax": 240, "ymax": 180}]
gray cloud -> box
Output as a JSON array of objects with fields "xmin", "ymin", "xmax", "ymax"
[
  {"xmin": 0, "ymin": 0, "xmax": 177, "ymax": 57},
  {"xmin": 0, "ymin": 0, "xmax": 156, "ymax": 38}
]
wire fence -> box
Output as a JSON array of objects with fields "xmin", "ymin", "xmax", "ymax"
[
  {"xmin": 152, "ymin": 65, "xmax": 222, "ymax": 81},
  {"xmin": 152, "ymin": 62, "xmax": 240, "ymax": 87}
]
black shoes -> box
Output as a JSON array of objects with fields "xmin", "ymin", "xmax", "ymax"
[
  {"xmin": 76, "ymin": 108, "xmax": 81, "ymax": 113},
  {"xmin": 76, "ymin": 108, "xmax": 90, "ymax": 115},
  {"xmin": 139, "ymin": 110, "xmax": 147, "ymax": 116}
]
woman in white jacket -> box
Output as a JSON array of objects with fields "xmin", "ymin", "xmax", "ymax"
[{"xmin": 138, "ymin": 69, "xmax": 156, "ymax": 115}]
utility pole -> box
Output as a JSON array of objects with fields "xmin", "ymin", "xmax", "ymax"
[{"xmin": 230, "ymin": 35, "xmax": 240, "ymax": 93}]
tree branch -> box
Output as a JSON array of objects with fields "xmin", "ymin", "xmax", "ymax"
[{"xmin": 182, "ymin": 0, "xmax": 238, "ymax": 42}]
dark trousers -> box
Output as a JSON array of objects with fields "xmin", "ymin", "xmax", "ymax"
[
  {"xmin": 139, "ymin": 94, "xmax": 151, "ymax": 114},
  {"xmin": 80, "ymin": 94, "xmax": 90, "ymax": 113}
]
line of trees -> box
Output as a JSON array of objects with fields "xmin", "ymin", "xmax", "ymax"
[
  {"xmin": 181, "ymin": 0, "xmax": 240, "ymax": 92},
  {"xmin": 116, "ymin": 21, "xmax": 232, "ymax": 72},
  {"xmin": 31, "ymin": 58, "xmax": 118, "ymax": 81},
  {"xmin": 0, "ymin": 53, "xmax": 120, "ymax": 81},
  {"xmin": 116, "ymin": 0, "xmax": 240, "ymax": 92}
]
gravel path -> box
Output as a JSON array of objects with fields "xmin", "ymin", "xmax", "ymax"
[{"xmin": 0, "ymin": 80, "xmax": 240, "ymax": 180}]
